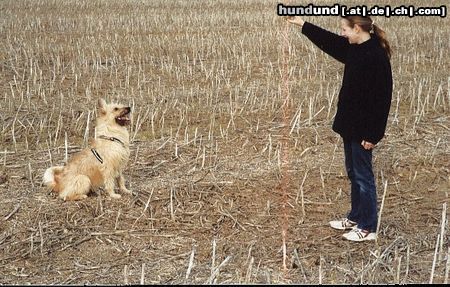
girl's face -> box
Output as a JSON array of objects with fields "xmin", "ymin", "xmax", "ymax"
[{"xmin": 340, "ymin": 19, "xmax": 359, "ymax": 44}]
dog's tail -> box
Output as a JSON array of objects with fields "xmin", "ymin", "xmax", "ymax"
[{"xmin": 43, "ymin": 166, "xmax": 64, "ymax": 192}]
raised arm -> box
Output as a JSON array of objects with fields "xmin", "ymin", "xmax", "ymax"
[{"xmin": 286, "ymin": 17, "xmax": 349, "ymax": 63}]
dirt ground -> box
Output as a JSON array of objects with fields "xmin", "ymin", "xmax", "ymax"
[{"xmin": 0, "ymin": 0, "xmax": 449, "ymax": 284}]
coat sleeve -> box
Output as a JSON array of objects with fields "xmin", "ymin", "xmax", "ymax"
[
  {"xmin": 301, "ymin": 22, "xmax": 349, "ymax": 64},
  {"xmin": 361, "ymin": 55, "xmax": 393, "ymax": 144}
]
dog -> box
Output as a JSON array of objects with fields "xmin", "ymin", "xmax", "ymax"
[{"xmin": 43, "ymin": 98, "xmax": 132, "ymax": 201}]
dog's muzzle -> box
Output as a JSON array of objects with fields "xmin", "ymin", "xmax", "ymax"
[{"xmin": 115, "ymin": 107, "xmax": 131, "ymax": 126}]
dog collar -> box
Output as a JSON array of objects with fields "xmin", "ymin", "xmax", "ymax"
[
  {"xmin": 98, "ymin": 135, "xmax": 125, "ymax": 147},
  {"xmin": 91, "ymin": 148, "xmax": 103, "ymax": 164}
]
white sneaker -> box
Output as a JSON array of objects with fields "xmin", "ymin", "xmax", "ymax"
[
  {"xmin": 329, "ymin": 218, "xmax": 357, "ymax": 230},
  {"xmin": 343, "ymin": 228, "xmax": 376, "ymax": 242}
]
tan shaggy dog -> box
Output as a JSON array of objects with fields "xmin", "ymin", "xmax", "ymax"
[{"xmin": 43, "ymin": 98, "xmax": 132, "ymax": 201}]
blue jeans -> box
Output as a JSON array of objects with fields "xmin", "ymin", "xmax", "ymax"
[{"xmin": 344, "ymin": 139, "xmax": 378, "ymax": 232}]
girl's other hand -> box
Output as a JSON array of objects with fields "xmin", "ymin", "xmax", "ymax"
[{"xmin": 361, "ymin": 140, "xmax": 375, "ymax": 150}]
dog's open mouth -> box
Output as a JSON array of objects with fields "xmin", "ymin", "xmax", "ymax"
[{"xmin": 115, "ymin": 108, "xmax": 131, "ymax": 126}]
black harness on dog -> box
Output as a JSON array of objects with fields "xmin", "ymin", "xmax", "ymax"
[
  {"xmin": 91, "ymin": 148, "xmax": 104, "ymax": 164},
  {"xmin": 98, "ymin": 135, "xmax": 125, "ymax": 148},
  {"xmin": 91, "ymin": 135, "xmax": 126, "ymax": 164}
]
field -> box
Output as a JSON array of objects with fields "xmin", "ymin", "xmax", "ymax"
[{"xmin": 0, "ymin": 0, "xmax": 449, "ymax": 284}]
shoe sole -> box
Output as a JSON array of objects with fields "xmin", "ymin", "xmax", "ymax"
[
  {"xmin": 342, "ymin": 233, "xmax": 377, "ymax": 242},
  {"xmin": 329, "ymin": 222, "xmax": 357, "ymax": 231}
]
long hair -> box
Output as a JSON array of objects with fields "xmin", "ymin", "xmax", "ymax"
[{"xmin": 343, "ymin": 16, "xmax": 392, "ymax": 59}]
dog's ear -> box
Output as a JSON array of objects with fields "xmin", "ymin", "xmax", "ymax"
[{"xmin": 98, "ymin": 98, "xmax": 107, "ymax": 115}]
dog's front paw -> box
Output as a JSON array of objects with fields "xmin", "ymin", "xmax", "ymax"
[
  {"xmin": 109, "ymin": 193, "xmax": 122, "ymax": 199},
  {"xmin": 121, "ymin": 188, "xmax": 132, "ymax": 194}
]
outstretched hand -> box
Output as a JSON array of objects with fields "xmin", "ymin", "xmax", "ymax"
[{"xmin": 285, "ymin": 16, "xmax": 305, "ymax": 27}]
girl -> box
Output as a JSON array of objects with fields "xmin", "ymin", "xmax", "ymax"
[{"xmin": 286, "ymin": 16, "xmax": 393, "ymax": 241}]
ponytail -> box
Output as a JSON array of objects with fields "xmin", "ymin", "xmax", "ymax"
[{"xmin": 372, "ymin": 24, "xmax": 392, "ymax": 59}]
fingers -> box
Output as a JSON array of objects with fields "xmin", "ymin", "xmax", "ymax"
[
  {"xmin": 284, "ymin": 16, "xmax": 304, "ymax": 26},
  {"xmin": 361, "ymin": 140, "xmax": 375, "ymax": 150},
  {"xmin": 285, "ymin": 16, "xmax": 298, "ymax": 22},
  {"xmin": 284, "ymin": 16, "xmax": 294, "ymax": 23}
]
